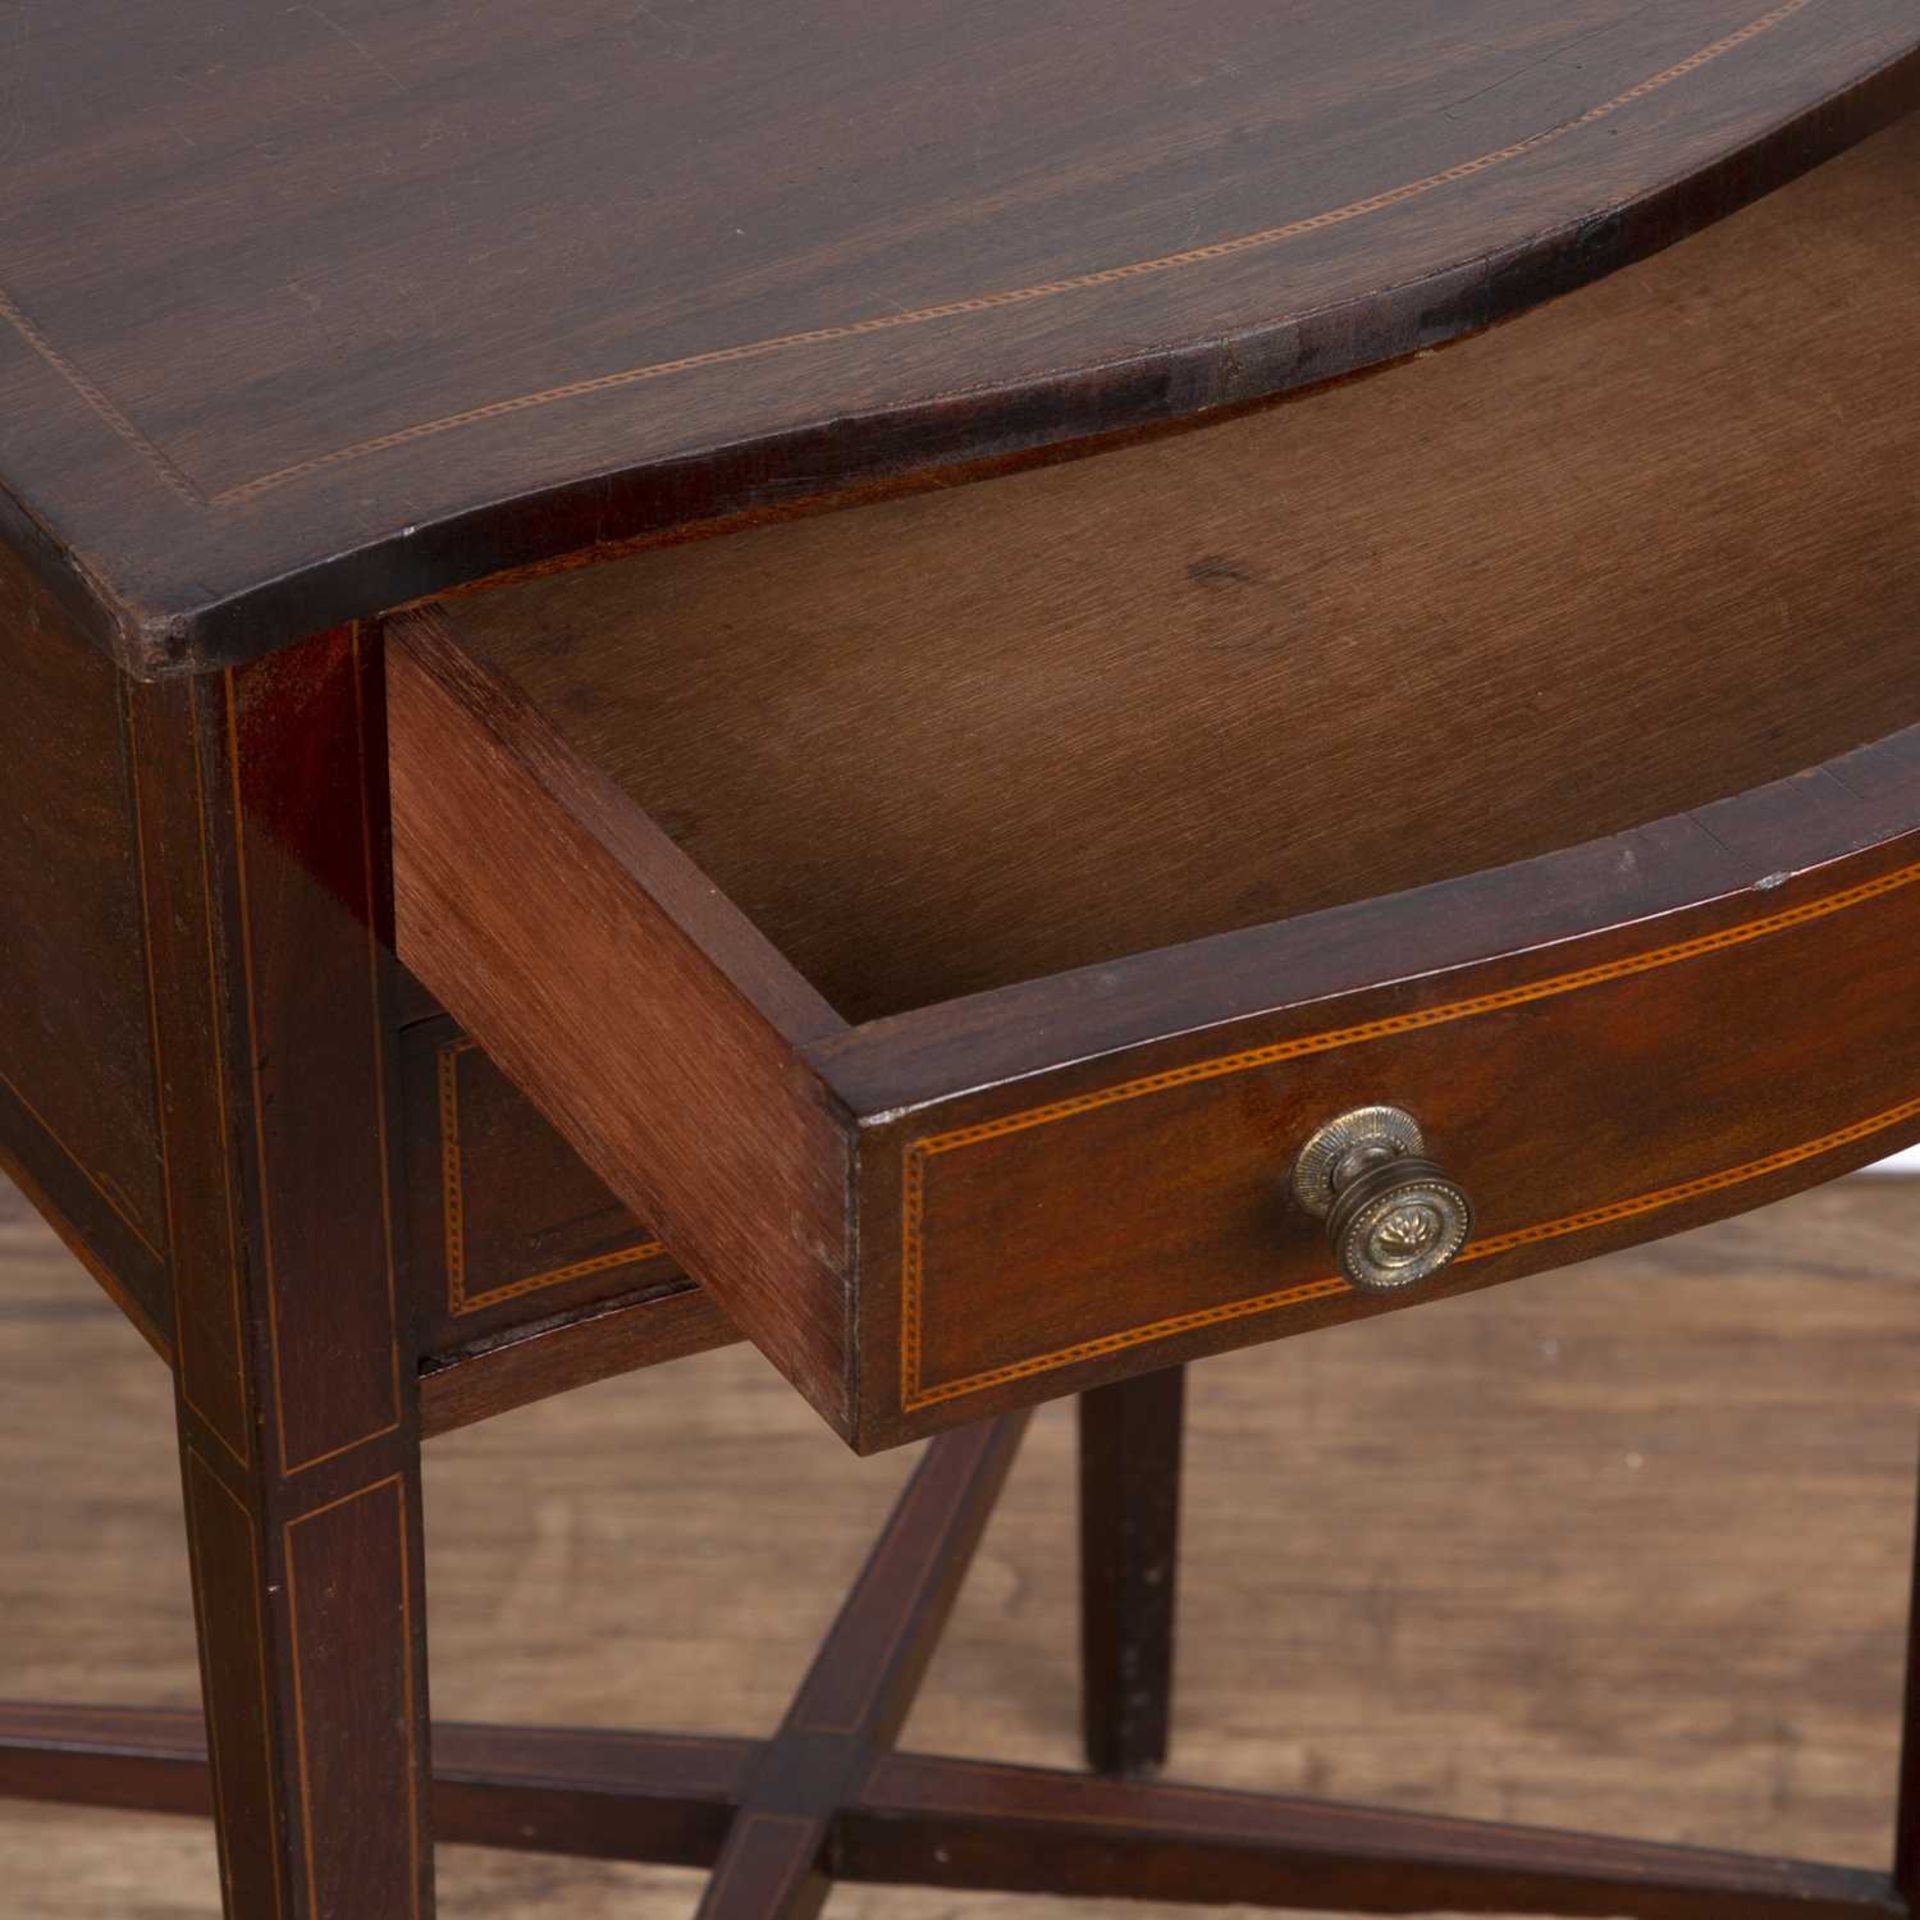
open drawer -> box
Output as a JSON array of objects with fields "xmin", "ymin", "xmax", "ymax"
[{"xmin": 388, "ymin": 123, "xmax": 1920, "ymax": 1451}]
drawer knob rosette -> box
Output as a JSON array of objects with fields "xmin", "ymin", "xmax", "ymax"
[{"xmin": 1293, "ymin": 1106, "xmax": 1472, "ymax": 1293}]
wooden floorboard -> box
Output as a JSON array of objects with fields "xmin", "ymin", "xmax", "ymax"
[{"xmin": 0, "ymin": 1172, "xmax": 1912, "ymax": 1917}]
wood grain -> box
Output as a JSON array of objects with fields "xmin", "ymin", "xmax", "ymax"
[
  {"xmin": 0, "ymin": 3, "xmax": 1910, "ymax": 668},
  {"xmin": 854, "ymin": 812, "xmax": 1920, "ymax": 1441},
  {"xmin": 387, "ymin": 610, "xmax": 855, "ymax": 1433},
  {"xmin": 460, "ymin": 116, "xmax": 1920, "ymax": 1023},
  {"xmin": 396, "ymin": 1007, "xmax": 746, "ymax": 1418},
  {"xmin": 406, "ymin": 539, "xmax": 1918, "ymax": 1448},
  {"xmin": 418, "ymin": 1285, "xmax": 737, "ymax": 1439},
  {"xmin": 0, "ymin": 541, "xmax": 168, "ymax": 1334},
  {"xmin": 400, "ymin": 1018, "xmax": 690, "ymax": 1357},
  {"xmin": 128, "ymin": 631, "xmax": 436, "ymax": 1920},
  {"xmin": 0, "ymin": 1170, "xmax": 1911, "ymax": 1915}
]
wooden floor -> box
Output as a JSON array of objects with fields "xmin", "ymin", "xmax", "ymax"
[{"xmin": 0, "ymin": 1171, "xmax": 1912, "ymax": 1918}]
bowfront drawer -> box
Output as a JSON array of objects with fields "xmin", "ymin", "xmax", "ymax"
[
  {"xmin": 386, "ymin": 124, "xmax": 1920, "ymax": 1450},
  {"xmin": 826, "ymin": 816, "xmax": 1920, "ymax": 1434},
  {"xmin": 388, "ymin": 630, "xmax": 1920, "ymax": 1455}
]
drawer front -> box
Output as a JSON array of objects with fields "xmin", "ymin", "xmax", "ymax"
[
  {"xmin": 852, "ymin": 842, "xmax": 1920, "ymax": 1441},
  {"xmin": 400, "ymin": 1017, "xmax": 688, "ymax": 1358},
  {"xmin": 393, "ymin": 596, "xmax": 1919, "ymax": 1452}
]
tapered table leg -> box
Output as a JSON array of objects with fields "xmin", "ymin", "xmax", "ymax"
[
  {"xmin": 1079, "ymin": 1364, "xmax": 1185, "ymax": 1777},
  {"xmin": 132, "ymin": 628, "xmax": 434, "ymax": 1920}
]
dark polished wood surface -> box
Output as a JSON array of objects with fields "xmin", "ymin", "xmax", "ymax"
[
  {"xmin": 0, "ymin": 10, "xmax": 1914, "ymax": 1911},
  {"xmin": 127, "ymin": 633, "xmax": 436, "ymax": 1919},
  {"xmin": 0, "ymin": 543, "xmax": 169, "ymax": 1338},
  {"xmin": 1078, "ymin": 1369, "xmax": 1185, "ymax": 1781},
  {"xmin": 398, "ymin": 1015, "xmax": 682, "ymax": 1353},
  {"xmin": 1, "ymin": 0, "xmax": 1914, "ymax": 671}
]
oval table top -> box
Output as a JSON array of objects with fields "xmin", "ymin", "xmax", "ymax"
[{"xmin": 3, "ymin": 0, "xmax": 1915, "ymax": 673}]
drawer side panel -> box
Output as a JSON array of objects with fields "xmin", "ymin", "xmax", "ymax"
[{"xmin": 387, "ymin": 617, "xmax": 855, "ymax": 1430}]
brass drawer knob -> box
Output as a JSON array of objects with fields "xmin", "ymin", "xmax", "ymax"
[{"xmin": 1293, "ymin": 1105, "xmax": 1472, "ymax": 1293}]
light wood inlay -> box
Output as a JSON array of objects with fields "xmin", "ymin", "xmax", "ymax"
[
  {"xmin": 434, "ymin": 1040, "xmax": 664, "ymax": 1317},
  {"xmin": 901, "ymin": 863, "xmax": 1920, "ymax": 1410}
]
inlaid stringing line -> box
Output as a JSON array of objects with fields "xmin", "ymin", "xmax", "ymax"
[
  {"xmin": 900, "ymin": 854, "xmax": 1920, "ymax": 1409},
  {"xmin": 437, "ymin": 1036, "xmax": 665, "ymax": 1315},
  {"xmin": 0, "ymin": 3, "xmax": 1815, "ymax": 507}
]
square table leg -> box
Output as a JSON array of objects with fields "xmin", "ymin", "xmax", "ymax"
[
  {"xmin": 129, "ymin": 626, "xmax": 435, "ymax": 1920},
  {"xmin": 1079, "ymin": 1364, "xmax": 1185, "ymax": 1778}
]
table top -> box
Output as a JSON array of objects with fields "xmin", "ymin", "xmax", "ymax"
[{"xmin": 3, "ymin": 0, "xmax": 1914, "ymax": 674}]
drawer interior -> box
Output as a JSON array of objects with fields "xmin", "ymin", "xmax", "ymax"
[{"xmin": 443, "ymin": 115, "xmax": 1920, "ymax": 1027}]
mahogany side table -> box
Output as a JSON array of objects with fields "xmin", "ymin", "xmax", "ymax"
[{"xmin": 0, "ymin": 6, "xmax": 1916, "ymax": 1916}]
